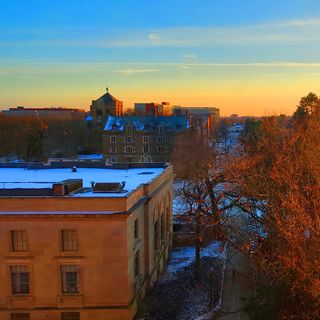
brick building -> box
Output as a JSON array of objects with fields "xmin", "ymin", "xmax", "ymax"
[
  {"xmin": 103, "ymin": 115, "xmax": 189, "ymax": 164},
  {"xmin": 0, "ymin": 164, "xmax": 173, "ymax": 320}
]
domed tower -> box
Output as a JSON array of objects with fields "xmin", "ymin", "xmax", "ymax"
[{"xmin": 90, "ymin": 87, "xmax": 123, "ymax": 128}]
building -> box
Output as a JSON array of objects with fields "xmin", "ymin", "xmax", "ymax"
[
  {"xmin": 134, "ymin": 102, "xmax": 172, "ymax": 116},
  {"xmin": 103, "ymin": 115, "xmax": 189, "ymax": 164},
  {"xmin": 173, "ymin": 106, "xmax": 220, "ymax": 136},
  {"xmin": 90, "ymin": 88, "xmax": 124, "ymax": 128},
  {"xmin": 0, "ymin": 163, "xmax": 173, "ymax": 320},
  {"xmin": 2, "ymin": 107, "xmax": 87, "ymax": 120}
]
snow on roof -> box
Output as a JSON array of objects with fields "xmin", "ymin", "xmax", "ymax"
[{"xmin": 0, "ymin": 167, "xmax": 164, "ymax": 198}]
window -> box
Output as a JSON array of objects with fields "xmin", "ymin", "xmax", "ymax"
[
  {"xmin": 157, "ymin": 146, "xmax": 167, "ymax": 153},
  {"xmin": 125, "ymin": 124, "xmax": 134, "ymax": 133},
  {"xmin": 142, "ymin": 145, "xmax": 150, "ymax": 154},
  {"xmin": 157, "ymin": 124, "xmax": 166, "ymax": 133},
  {"xmin": 124, "ymin": 136, "xmax": 134, "ymax": 143},
  {"xmin": 109, "ymin": 146, "xmax": 117, "ymax": 154},
  {"xmin": 141, "ymin": 155, "xmax": 152, "ymax": 163},
  {"xmin": 142, "ymin": 136, "xmax": 149, "ymax": 143},
  {"xmin": 11, "ymin": 314, "xmax": 30, "ymax": 320},
  {"xmin": 61, "ymin": 230, "xmax": 78, "ymax": 251},
  {"xmin": 134, "ymin": 219, "xmax": 139, "ymax": 239},
  {"xmin": 134, "ymin": 251, "xmax": 140, "ymax": 278},
  {"xmin": 11, "ymin": 230, "xmax": 28, "ymax": 251},
  {"xmin": 157, "ymin": 136, "xmax": 166, "ymax": 143},
  {"xmin": 110, "ymin": 157, "xmax": 117, "ymax": 164},
  {"xmin": 11, "ymin": 265, "xmax": 29, "ymax": 294},
  {"xmin": 110, "ymin": 136, "xmax": 116, "ymax": 143},
  {"xmin": 124, "ymin": 146, "xmax": 134, "ymax": 153},
  {"xmin": 61, "ymin": 312, "xmax": 80, "ymax": 320},
  {"xmin": 61, "ymin": 265, "xmax": 80, "ymax": 294},
  {"xmin": 154, "ymin": 221, "xmax": 159, "ymax": 251},
  {"xmin": 161, "ymin": 214, "xmax": 165, "ymax": 241}
]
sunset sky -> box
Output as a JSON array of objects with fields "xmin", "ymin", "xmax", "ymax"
[{"xmin": 1, "ymin": 0, "xmax": 320, "ymax": 115}]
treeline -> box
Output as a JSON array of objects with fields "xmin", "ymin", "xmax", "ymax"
[
  {"xmin": 238, "ymin": 92, "xmax": 320, "ymax": 319},
  {"xmin": 0, "ymin": 115, "xmax": 102, "ymax": 161},
  {"xmin": 172, "ymin": 92, "xmax": 320, "ymax": 320}
]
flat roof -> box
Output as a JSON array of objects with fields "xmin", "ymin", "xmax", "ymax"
[{"xmin": 0, "ymin": 167, "xmax": 164, "ymax": 198}]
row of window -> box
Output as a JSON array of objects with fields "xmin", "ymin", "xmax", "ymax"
[
  {"xmin": 109, "ymin": 145, "xmax": 167, "ymax": 154},
  {"xmin": 10, "ymin": 230, "xmax": 78, "ymax": 252},
  {"xmin": 108, "ymin": 155, "xmax": 152, "ymax": 164},
  {"xmin": 10, "ymin": 312, "xmax": 80, "ymax": 320},
  {"xmin": 10, "ymin": 264, "xmax": 80, "ymax": 295},
  {"xmin": 109, "ymin": 136, "xmax": 167, "ymax": 144}
]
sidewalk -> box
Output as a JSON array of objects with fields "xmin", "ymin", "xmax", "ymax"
[{"xmin": 218, "ymin": 246, "xmax": 251, "ymax": 320}]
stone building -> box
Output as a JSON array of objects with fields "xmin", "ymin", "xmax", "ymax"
[
  {"xmin": 0, "ymin": 164, "xmax": 173, "ymax": 320},
  {"xmin": 90, "ymin": 88, "xmax": 123, "ymax": 128},
  {"xmin": 103, "ymin": 115, "xmax": 189, "ymax": 164}
]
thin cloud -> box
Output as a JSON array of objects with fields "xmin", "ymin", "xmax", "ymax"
[
  {"xmin": 115, "ymin": 68, "xmax": 161, "ymax": 75},
  {"xmin": 3, "ymin": 17, "xmax": 320, "ymax": 49}
]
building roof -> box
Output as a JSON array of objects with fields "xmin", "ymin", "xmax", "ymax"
[
  {"xmin": 94, "ymin": 91, "xmax": 121, "ymax": 104},
  {"xmin": 0, "ymin": 167, "xmax": 165, "ymax": 198},
  {"xmin": 104, "ymin": 115, "xmax": 189, "ymax": 131}
]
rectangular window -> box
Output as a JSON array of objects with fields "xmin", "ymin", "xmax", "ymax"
[
  {"xmin": 61, "ymin": 230, "xmax": 78, "ymax": 252},
  {"xmin": 157, "ymin": 136, "xmax": 166, "ymax": 143},
  {"xmin": 142, "ymin": 145, "xmax": 150, "ymax": 154},
  {"xmin": 125, "ymin": 124, "xmax": 134, "ymax": 133},
  {"xmin": 11, "ymin": 265, "xmax": 29, "ymax": 294},
  {"xmin": 61, "ymin": 265, "xmax": 80, "ymax": 294},
  {"xmin": 142, "ymin": 136, "xmax": 149, "ymax": 143},
  {"xmin": 61, "ymin": 312, "xmax": 80, "ymax": 320},
  {"xmin": 109, "ymin": 146, "xmax": 117, "ymax": 153},
  {"xmin": 161, "ymin": 214, "xmax": 165, "ymax": 241},
  {"xmin": 134, "ymin": 251, "xmax": 140, "ymax": 278},
  {"xmin": 110, "ymin": 136, "xmax": 116, "ymax": 143},
  {"xmin": 11, "ymin": 314, "xmax": 30, "ymax": 320},
  {"xmin": 110, "ymin": 157, "xmax": 117, "ymax": 164},
  {"xmin": 134, "ymin": 219, "xmax": 139, "ymax": 239},
  {"xmin": 154, "ymin": 221, "xmax": 159, "ymax": 251},
  {"xmin": 11, "ymin": 230, "xmax": 28, "ymax": 251},
  {"xmin": 124, "ymin": 146, "xmax": 134, "ymax": 153},
  {"xmin": 124, "ymin": 136, "xmax": 134, "ymax": 143},
  {"xmin": 157, "ymin": 146, "xmax": 167, "ymax": 153}
]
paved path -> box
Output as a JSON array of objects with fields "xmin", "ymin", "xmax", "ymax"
[{"xmin": 217, "ymin": 245, "xmax": 251, "ymax": 320}]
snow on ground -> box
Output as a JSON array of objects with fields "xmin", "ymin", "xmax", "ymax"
[
  {"xmin": 0, "ymin": 167, "xmax": 164, "ymax": 197},
  {"xmin": 163, "ymin": 241, "xmax": 225, "ymax": 281}
]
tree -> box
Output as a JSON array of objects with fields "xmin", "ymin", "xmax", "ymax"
[
  {"xmin": 173, "ymin": 129, "xmax": 237, "ymax": 279},
  {"xmin": 237, "ymin": 112, "xmax": 320, "ymax": 319}
]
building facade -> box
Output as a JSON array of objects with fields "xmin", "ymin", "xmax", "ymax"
[
  {"xmin": 103, "ymin": 116, "xmax": 189, "ymax": 164},
  {"xmin": 0, "ymin": 164, "xmax": 173, "ymax": 320},
  {"xmin": 2, "ymin": 107, "xmax": 87, "ymax": 120},
  {"xmin": 90, "ymin": 88, "xmax": 123, "ymax": 128}
]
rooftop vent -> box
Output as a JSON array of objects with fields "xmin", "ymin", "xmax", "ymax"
[
  {"xmin": 93, "ymin": 182, "xmax": 126, "ymax": 193},
  {"xmin": 52, "ymin": 179, "xmax": 83, "ymax": 196}
]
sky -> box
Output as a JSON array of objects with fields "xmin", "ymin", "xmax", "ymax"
[{"xmin": 1, "ymin": 0, "xmax": 320, "ymax": 116}]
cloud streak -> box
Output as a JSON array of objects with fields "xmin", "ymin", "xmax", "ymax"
[{"xmin": 3, "ymin": 17, "xmax": 320, "ymax": 49}]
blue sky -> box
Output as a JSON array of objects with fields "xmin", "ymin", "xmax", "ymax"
[{"xmin": 1, "ymin": 0, "xmax": 320, "ymax": 115}]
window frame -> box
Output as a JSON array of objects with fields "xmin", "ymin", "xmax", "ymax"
[
  {"xmin": 11, "ymin": 230, "xmax": 28, "ymax": 252},
  {"xmin": 61, "ymin": 230, "xmax": 78, "ymax": 252}
]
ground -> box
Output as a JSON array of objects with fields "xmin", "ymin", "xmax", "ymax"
[{"xmin": 136, "ymin": 242, "xmax": 226, "ymax": 320}]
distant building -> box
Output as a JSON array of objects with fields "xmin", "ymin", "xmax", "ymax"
[
  {"xmin": 134, "ymin": 102, "xmax": 172, "ymax": 116},
  {"xmin": 90, "ymin": 88, "xmax": 124, "ymax": 128},
  {"xmin": 2, "ymin": 106, "xmax": 86, "ymax": 120},
  {"xmin": 173, "ymin": 106, "xmax": 220, "ymax": 136},
  {"xmin": 103, "ymin": 115, "xmax": 189, "ymax": 163},
  {"xmin": 0, "ymin": 163, "xmax": 173, "ymax": 320}
]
